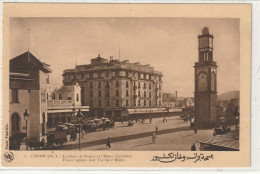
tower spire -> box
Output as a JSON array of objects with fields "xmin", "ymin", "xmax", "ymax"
[
  {"xmin": 119, "ymin": 41, "xmax": 121, "ymax": 60},
  {"xmin": 27, "ymin": 28, "xmax": 30, "ymax": 62}
]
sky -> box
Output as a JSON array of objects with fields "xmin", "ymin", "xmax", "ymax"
[{"xmin": 9, "ymin": 17, "xmax": 240, "ymax": 97}]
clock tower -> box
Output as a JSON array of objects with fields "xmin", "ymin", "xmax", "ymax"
[{"xmin": 194, "ymin": 27, "xmax": 217, "ymax": 128}]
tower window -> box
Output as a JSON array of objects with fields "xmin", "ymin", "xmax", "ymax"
[
  {"xmin": 11, "ymin": 89, "xmax": 19, "ymax": 103},
  {"xmin": 76, "ymin": 94, "xmax": 79, "ymax": 102}
]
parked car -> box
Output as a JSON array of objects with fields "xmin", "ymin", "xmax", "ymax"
[
  {"xmin": 46, "ymin": 131, "xmax": 67, "ymax": 148},
  {"xmin": 56, "ymin": 125, "xmax": 69, "ymax": 134}
]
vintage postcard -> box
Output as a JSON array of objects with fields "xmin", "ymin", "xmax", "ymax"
[{"xmin": 1, "ymin": 3, "xmax": 251, "ymax": 168}]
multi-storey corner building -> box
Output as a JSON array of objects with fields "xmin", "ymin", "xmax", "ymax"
[
  {"xmin": 9, "ymin": 51, "xmax": 51, "ymax": 141},
  {"xmin": 62, "ymin": 55, "xmax": 163, "ymax": 119}
]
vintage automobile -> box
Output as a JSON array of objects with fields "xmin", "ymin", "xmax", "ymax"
[
  {"xmin": 56, "ymin": 125, "xmax": 69, "ymax": 134},
  {"xmin": 46, "ymin": 131, "xmax": 67, "ymax": 148},
  {"xmin": 28, "ymin": 137, "xmax": 45, "ymax": 150}
]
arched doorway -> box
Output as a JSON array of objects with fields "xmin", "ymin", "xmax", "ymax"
[{"xmin": 11, "ymin": 113, "xmax": 20, "ymax": 134}]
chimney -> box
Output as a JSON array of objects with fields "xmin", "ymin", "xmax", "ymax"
[{"xmin": 175, "ymin": 90, "xmax": 178, "ymax": 103}]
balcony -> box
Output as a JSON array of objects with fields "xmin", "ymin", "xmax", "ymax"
[{"xmin": 47, "ymin": 100, "xmax": 73, "ymax": 108}]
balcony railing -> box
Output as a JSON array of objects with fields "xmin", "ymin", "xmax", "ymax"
[{"xmin": 47, "ymin": 100, "xmax": 73, "ymax": 108}]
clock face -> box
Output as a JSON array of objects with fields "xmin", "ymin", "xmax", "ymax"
[{"xmin": 199, "ymin": 37, "xmax": 209, "ymax": 48}]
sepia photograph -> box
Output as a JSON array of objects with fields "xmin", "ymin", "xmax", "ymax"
[
  {"xmin": 1, "ymin": 3, "xmax": 251, "ymax": 168},
  {"xmin": 8, "ymin": 17, "xmax": 240, "ymax": 151}
]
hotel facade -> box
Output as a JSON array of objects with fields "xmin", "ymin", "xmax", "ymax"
[{"xmin": 62, "ymin": 55, "xmax": 163, "ymax": 119}]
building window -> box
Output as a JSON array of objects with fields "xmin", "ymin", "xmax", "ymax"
[
  {"xmin": 52, "ymin": 93, "xmax": 55, "ymax": 100},
  {"xmin": 98, "ymin": 100, "xmax": 102, "ymax": 107},
  {"xmin": 11, "ymin": 113, "xmax": 19, "ymax": 132},
  {"xmin": 116, "ymin": 90, "xmax": 119, "ymax": 96},
  {"xmin": 90, "ymin": 90, "xmax": 93, "ymax": 97},
  {"xmin": 138, "ymin": 91, "xmax": 141, "ymax": 97},
  {"xmin": 105, "ymin": 81, "xmax": 110, "ymax": 88},
  {"xmin": 144, "ymin": 91, "xmax": 146, "ymax": 97},
  {"xmin": 90, "ymin": 82, "xmax": 93, "ymax": 88},
  {"xmin": 144, "ymin": 100, "xmax": 146, "ymax": 106},
  {"xmin": 116, "ymin": 100, "xmax": 119, "ymax": 107},
  {"xmin": 106, "ymin": 91, "xmax": 110, "ymax": 97},
  {"xmin": 126, "ymin": 71, "xmax": 129, "ymax": 77},
  {"xmin": 159, "ymin": 76, "xmax": 161, "ymax": 81},
  {"xmin": 11, "ymin": 89, "xmax": 19, "ymax": 103},
  {"xmin": 149, "ymin": 100, "xmax": 151, "ymax": 106},
  {"xmin": 126, "ymin": 90, "xmax": 129, "ymax": 97},
  {"xmin": 126, "ymin": 81, "xmax": 129, "ymax": 88},
  {"xmin": 98, "ymin": 90, "xmax": 102, "ymax": 97},
  {"xmin": 90, "ymin": 100, "xmax": 93, "ymax": 107},
  {"xmin": 159, "ymin": 100, "xmax": 161, "ymax": 106},
  {"xmin": 81, "ymin": 73, "xmax": 84, "ymax": 79},
  {"xmin": 98, "ymin": 72, "xmax": 102, "ymax": 78},
  {"xmin": 126, "ymin": 100, "xmax": 129, "ymax": 106},
  {"xmin": 144, "ymin": 83, "xmax": 146, "ymax": 89},
  {"xmin": 159, "ymin": 92, "xmax": 161, "ymax": 97},
  {"xmin": 149, "ymin": 75, "xmax": 151, "ymax": 80},
  {"xmin": 138, "ymin": 82, "xmax": 141, "ymax": 89},
  {"xmin": 138, "ymin": 100, "xmax": 141, "ymax": 106},
  {"xmin": 134, "ymin": 100, "xmax": 136, "ymax": 106},
  {"xmin": 98, "ymin": 82, "xmax": 101, "ymax": 88},
  {"xmin": 106, "ymin": 100, "xmax": 110, "ymax": 106},
  {"xmin": 159, "ymin": 84, "xmax": 161, "ymax": 90},
  {"xmin": 149, "ymin": 92, "xmax": 151, "ymax": 97},
  {"xmin": 116, "ymin": 80, "xmax": 119, "ymax": 88},
  {"xmin": 156, "ymin": 100, "xmax": 158, "ymax": 106},
  {"xmin": 76, "ymin": 94, "xmax": 79, "ymax": 102},
  {"xmin": 149, "ymin": 83, "xmax": 151, "ymax": 89},
  {"xmin": 138, "ymin": 73, "xmax": 141, "ymax": 79},
  {"xmin": 106, "ymin": 71, "xmax": 109, "ymax": 77},
  {"xmin": 67, "ymin": 97, "xmax": 72, "ymax": 100},
  {"xmin": 47, "ymin": 93, "xmax": 49, "ymax": 100}
]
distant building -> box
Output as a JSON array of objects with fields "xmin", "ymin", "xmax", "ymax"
[
  {"xmin": 9, "ymin": 51, "xmax": 51, "ymax": 141},
  {"xmin": 62, "ymin": 54, "xmax": 163, "ymax": 119},
  {"xmin": 162, "ymin": 92, "xmax": 177, "ymax": 108},
  {"xmin": 46, "ymin": 84, "xmax": 89, "ymax": 128}
]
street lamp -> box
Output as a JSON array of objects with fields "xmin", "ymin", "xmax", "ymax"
[
  {"xmin": 76, "ymin": 109, "xmax": 84, "ymax": 150},
  {"xmin": 23, "ymin": 109, "xmax": 29, "ymax": 150}
]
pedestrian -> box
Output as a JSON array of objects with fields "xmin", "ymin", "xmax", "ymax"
[
  {"xmin": 106, "ymin": 137, "xmax": 111, "ymax": 148},
  {"xmin": 191, "ymin": 143, "xmax": 196, "ymax": 151},
  {"xmin": 82, "ymin": 129, "xmax": 85, "ymax": 139},
  {"xmin": 152, "ymin": 133, "xmax": 157, "ymax": 143},
  {"xmin": 194, "ymin": 127, "xmax": 197, "ymax": 134},
  {"xmin": 155, "ymin": 126, "xmax": 158, "ymax": 132}
]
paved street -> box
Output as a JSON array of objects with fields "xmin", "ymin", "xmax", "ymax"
[{"xmin": 59, "ymin": 115, "xmax": 214, "ymax": 151}]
